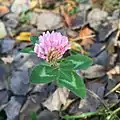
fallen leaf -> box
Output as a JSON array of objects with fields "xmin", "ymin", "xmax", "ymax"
[
  {"xmin": 42, "ymin": 88, "xmax": 69, "ymax": 111},
  {"xmin": 107, "ymin": 64, "xmax": 120, "ymax": 79},
  {"xmin": 19, "ymin": 32, "xmax": 31, "ymax": 36},
  {"xmin": 0, "ymin": 6, "xmax": 9, "ymax": 14},
  {"xmin": 70, "ymin": 41, "xmax": 85, "ymax": 54},
  {"xmin": 16, "ymin": 32, "xmax": 31, "ymax": 42},
  {"xmin": 60, "ymin": 5, "xmax": 76, "ymax": 27},
  {"xmin": 61, "ymin": 99, "xmax": 74, "ymax": 111},
  {"xmin": 79, "ymin": 25, "xmax": 95, "ymax": 49}
]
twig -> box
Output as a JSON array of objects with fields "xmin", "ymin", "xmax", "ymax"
[{"xmin": 70, "ymin": 35, "xmax": 95, "ymax": 42}]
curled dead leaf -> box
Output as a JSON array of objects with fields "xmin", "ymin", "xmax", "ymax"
[
  {"xmin": 42, "ymin": 88, "xmax": 69, "ymax": 111},
  {"xmin": 79, "ymin": 25, "xmax": 95, "ymax": 49},
  {"xmin": 0, "ymin": 6, "xmax": 9, "ymax": 14},
  {"xmin": 60, "ymin": 5, "xmax": 77, "ymax": 27},
  {"xmin": 107, "ymin": 64, "xmax": 120, "ymax": 79}
]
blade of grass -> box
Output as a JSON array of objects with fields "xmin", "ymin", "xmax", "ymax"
[{"xmin": 63, "ymin": 112, "xmax": 99, "ymax": 119}]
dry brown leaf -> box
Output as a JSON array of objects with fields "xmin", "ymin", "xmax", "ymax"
[
  {"xmin": 0, "ymin": 6, "xmax": 9, "ymax": 14},
  {"xmin": 60, "ymin": 5, "xmax": 76, "ymax": 27},
  {"xmin": 107, "ymin": 64, "xmax": 120, "ymax": 79},
  {"xmin": 42, "ymin": 88, "xmax": 69, "ymax": 111},
  {"xmin": 79, "ymin": 25, "xmax": 95, "ymax": 49}
]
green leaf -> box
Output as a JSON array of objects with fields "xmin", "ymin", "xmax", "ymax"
[
  {"xmin": 30, "ymin": 112, "xmax": 37, "ymax": 120},
  {"xmin": 30, "ymin": 61, "xmax": 57, "ymax": 84},
  {"xmin": 21, "ymin": 47, "xmax": 34, "ymax": 53},
  {"xmin": 60, "ymin": 60, "xmax": 75, "ymax": 70},
  {"xmin": 57, "ymin": 68, "xmax": 86, "ymax": 98},
  {"xmin": 68, "ymin": 7, "xmax": 78, "ymax": 15},
  {"xmin": 30, "ymin": 36, "xmax": 39, "ymax": 44},
  {"xmin": 65, "ymin": 54, "xmax": 93, "ymax": 70}
]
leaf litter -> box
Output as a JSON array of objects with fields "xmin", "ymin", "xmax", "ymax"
[{"xmin": 0, "ymin": 0, "xmax": 120, "ymax": 120}]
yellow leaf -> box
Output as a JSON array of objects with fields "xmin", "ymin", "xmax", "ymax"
[
  {"xmin": 16, "ymin": 32, "xmax": 31, "ymax": 42},
  {"xmin": 16, "ymin": 36, "xmax": 30, "ymax": 42},
  {"xmin": 19, "ymin": 32, "xmax": 31, "ymax": 36}
]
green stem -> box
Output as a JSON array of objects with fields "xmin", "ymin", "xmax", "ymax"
[
  {"xmin": 63, "ymin": 112, "xmax": 101, "ymax": 119},
  {"xmin": 109, "ymin": 107, "xmax": 120, "ymax": 119}
]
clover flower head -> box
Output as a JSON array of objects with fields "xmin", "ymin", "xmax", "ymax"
[{"xmin": 34, "ymin": 31, "xmax": 70, "ymax": 62}]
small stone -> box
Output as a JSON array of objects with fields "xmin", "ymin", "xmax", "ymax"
[
  {"xmin": 79, "ymin": 81, "xmax": 106, "ymax": 112},
  {"xmin": 11, "ymin": 0, "xmax": 30, "ymax": 14},
  {"xmin": 4, "ymin": 96, "xmax": 25, "ymax": 120},
  {"xmin": 88, "ymin": 8, "xmax": 108, "ymax": 21},
  {"xmin": 13, "ymin": 53, "xmax": 40, "ymax": 69},
  {"xmin": 20, "ymin": 94, "xmax": 42, "ymax": 120},
  {"xmin": 1, "ymin": 38, "xmax": 15, "ymax": 53},
  {"xmin": 30, "ymin": 28, "xmax": 40, "ymax": 36},
  {"xmin": 89, "ymin": 43, "xmax": 103, "ymax": 57},
  {"xmin": 13, "ymin": 24, "xmax": 34, "ymax": 35},
  {"xmin": 30, "ymin": 12, "xmax": 39, "ymax": 25},
  {"xmin": 3, "ymin": 13, "xmax": 19, "ymax": 28},
  {"xmin": 0, "ymin": 65, "xmax": 5, "ymax": 81},
  {"xmin": 56, "ymin": 28, "xmax": 67, "ymax": 36},
  {"xmin": 0, "ymin": 64, "xmax": 9, "ymax": 90},
  {"xmin": 82, "ymin": 64, "xmax": 105, "ymax": 79},
  {"xmin": 97, "ymin": 22, "xmax": 113, "ymax": 42},
  {"xmin": 38, "ymin": 110, "xmax": 59, "ymax": 120},
  {"xmin": 94, "ymin": 50, "xmax": 109, "ymax": 66},
  {"xmin": 10, "ymin": 69, "xmax": 29, "ymax": 95},
  {"xmin": 87, "ymin": 8, "xmax": 108, "ymax": 28},
  {"xmin": 71, "ymin": 13, "xmax": 85, "ymax": 28},
  {"xmin": 88, "ymin": 82, "xmax": 105, "ymax": 98},
  {"xmin": 0, "ymin": 90, "xmax": 9, "ymax": 106},
  {"xmin": 0, "ymin": 21, "xmax": 7, "ymax": 39},
  {"xmin": 78, "ymin": 3, "xmax": 91, "ymax": 12},
  {"xmin": 112, "ymin": 9, "xmax": 120, "ymax": 19},
  {"xmin": 37, "ymin": 12, "xmax": 64, "ymax": 31},
  {"xmin": 67, "ymin": 29, "xmax": 78, "ymax": 38}
]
